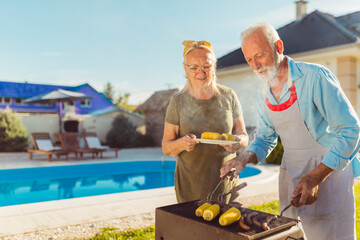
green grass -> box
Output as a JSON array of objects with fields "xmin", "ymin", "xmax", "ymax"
[
  {"xmin": 248, "ymin": 200, "xmax": 280, "ymax": 215},
  {"xmin": 356, "ymin": 183, "xmax": 360, "ymax": 240},
  {"xmin": 73, "ymin": 226, "xmax": 155, "ymax": 240},
  {"xmin": 80, "ymin": 183, "xmax": 360, "ymax": 240}
]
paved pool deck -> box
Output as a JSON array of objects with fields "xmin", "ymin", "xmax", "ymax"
[{"xmin": 0, "ymin": 147, "xmax": 280, "ymax": 236}]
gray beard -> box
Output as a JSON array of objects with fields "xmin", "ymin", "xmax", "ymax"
[{"xmin": 255, "ymin": 53, "xmax": 282, "ymax": 93}]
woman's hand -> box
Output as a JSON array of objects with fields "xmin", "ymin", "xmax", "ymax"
[
  {"xmin": 220, "ymin": 136, "xmax": 242, "ymax": 152},
  {"xmin": 180, "ymin": 134, "xmax": 199, "ymax": 152},
  {"xmin": 162, "ymin": 122, "xmax": 199, "ymax": 156}
]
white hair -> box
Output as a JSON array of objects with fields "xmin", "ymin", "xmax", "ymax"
[{"xmin": 241, "ymin": 22, "xmax": 281, "ymax": 51}]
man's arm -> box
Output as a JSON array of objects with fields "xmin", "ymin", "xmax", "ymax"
[
  {"xmin": 220, "ymin": 88, "xmax": 279, "ymax": 179},
  {"xmin": 315, "ymin": 67, "xmax": 360, "ymax": 171},
  {"xmin": 291, "ymin": 66, "xmax": 359, "ymax": 206},
  {"xmin": 220, "ymin": 150, "xmax": 258, "ymax": 179}
]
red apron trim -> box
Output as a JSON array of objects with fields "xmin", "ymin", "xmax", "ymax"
[{"xmin": 266, "ymin": 85, "xmax": 297, "ymax": 111}]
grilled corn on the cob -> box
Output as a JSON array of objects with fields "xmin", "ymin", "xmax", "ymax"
[
  {"xmin": 203, "ymin": 204, "xmax": 220, "ymax": 221},
  {"xmin": 201, "ymin": 132, "xmax": 221, "ymax": 140},
  {"xmin": 219, "ymin": 207, "xmax": 241, "ymax": 226},
  {"xmin": 195, "ymin": 202, "xmax": 211, "ymax": 217},
  {"xmin": 220, "ymin": 133, "xmax": 237, "ymax": 141}
]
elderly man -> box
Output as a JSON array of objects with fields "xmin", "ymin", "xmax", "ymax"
[{"xmin": 220, "ymin": 22, "xmax": 360, "ymax": 240}]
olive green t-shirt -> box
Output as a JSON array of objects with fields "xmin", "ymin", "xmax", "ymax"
[{"xmin": 165, "ymin": 84, "xmax": 243, "ymax": 203}]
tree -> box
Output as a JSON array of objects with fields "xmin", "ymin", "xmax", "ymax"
[
  {"xmin": 116, "ymin": 92, "xmax": 133, "ymax": 110},
  {"xmin": 106, "ymin": 114, "xmax": 153, "ymax": 148},
  {"xmin": 103, "ymin": 82, "xmax": 116, "ymax": 103},
  {"xmin": 265, "ymin": 137, "xmax": 284, "ymax": 164},
  {"xmin": 0, "ymin": 109, "xmax": 28, "ymax": 152},
  {"xmin": 102, "ymin": 82, "xmax": 136, "ymax": 111},
  {"xmin": 115, "ymin": 92, "xmax": 137, "ymax": 111}
]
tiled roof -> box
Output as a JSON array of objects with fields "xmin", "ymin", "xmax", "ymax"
[
  {"xmin": 217, "ymin": 10, "xmax": 360, "ymax": 69},
  {"xmin": 336, "ymin": 11, "xmax": 360, "ymax": 37},
  {"xmin": 0, "ymin": 81, "xmax": 92, "ymax": 98},
  {"xmin": 136, "ymin": 88, "xmax": 179, "ymax": 112}
]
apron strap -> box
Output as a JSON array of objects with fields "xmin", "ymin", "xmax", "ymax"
[{"xmin": 266, "ymin": 85, "xmax": 297, "ymax": 112}]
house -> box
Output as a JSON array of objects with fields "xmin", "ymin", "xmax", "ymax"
[
  {"xmin": 82, "ymin": 107, "xmax": 144, "ymax": 143},
  {"xmin": 0, "ymin": 81, "xmax": 113, "ymax": 115},
  {"xmin": 216, "ymin": 1, "xmax": 360, "ymax": 139},
  {"xmin": 136, "ymin": 88, "xmax": 179, "ymax": 146},
  {"xmin": 0, "ymin": 80, "xmax": 144, "ymax": 145}
]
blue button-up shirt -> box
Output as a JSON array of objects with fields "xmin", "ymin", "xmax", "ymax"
[{"xmin": 247, "ymin": 56, "xmax": 360, "ymax": 177}]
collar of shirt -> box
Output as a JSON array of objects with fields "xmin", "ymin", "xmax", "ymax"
[{"xmin": 265, "ymin": 56, "xmax": 303, "ymax": 105}]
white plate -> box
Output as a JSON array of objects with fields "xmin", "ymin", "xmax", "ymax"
[{"xmin": 196, "ymin": 138, "xmax": 239, "ymax": 145}]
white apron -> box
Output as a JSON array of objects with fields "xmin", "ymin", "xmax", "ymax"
[{"xmin": 266, "ymin": 83, "xmax": 355, "ymax": 240}]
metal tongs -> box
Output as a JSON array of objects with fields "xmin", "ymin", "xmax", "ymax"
[
  {"xmin": 279, "ymin": 192, "xmax": 302, "ymax": 217},
  {"xmin": 207, "ymin": 170, "xmax": 247, "ymax": 203},
  {"xmin": 217, "ymin": 182, "xmax": 247, "ymax": 204},
  {"xmin": 207, "ymin": 179, "xmax": 222, "ymax": 202}
]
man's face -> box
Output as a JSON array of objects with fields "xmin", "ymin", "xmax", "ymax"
[{"xmin": 242, "ymin": 30, "xmax": 280, "ymax": 83}]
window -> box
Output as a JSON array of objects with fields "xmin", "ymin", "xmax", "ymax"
[
  {"xmin": 14, "ymin": 98, "xmax": 27, "ymax": 105},
  {"xmin": 34, "ymin": 102, "xmax": 52, "ymax": 107},
  {"xmin": 0, "ymin": 97, "xmax": 11, "ymax": 104},
  {"xmin": 80, "ymin": 99, "xmax": 91, "ymax": 107}
]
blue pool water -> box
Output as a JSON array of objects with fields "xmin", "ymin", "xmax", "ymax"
[{"xmin": 0, "ymin": 161, "xmax": 261, "ymax": 207}]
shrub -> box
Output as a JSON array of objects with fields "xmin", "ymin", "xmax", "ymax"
[
  {"xmin": 0, "ymin": 109, "xmax": 28, "ymax": 152},
  {"xmin": 265, "ymin": 136, "xmax": 283, "ymax": 164},
  {"xmin": 106, "ymin": 114, "xmax": 153, "ymax": 148}
]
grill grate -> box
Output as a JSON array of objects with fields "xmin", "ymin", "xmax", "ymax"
[{"xmin": 155, "ymin": 201, "xmax": 304, "ymax": 240}]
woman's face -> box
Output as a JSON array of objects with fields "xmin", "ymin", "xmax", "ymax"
[{"xmin": 184, "ymin": 48, "xmax": 215, "ymax": 90}]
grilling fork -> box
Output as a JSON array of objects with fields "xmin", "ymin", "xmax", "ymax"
[{"xmin": 279, "ymin": 192, "xmax": 302, "ymax": 217}]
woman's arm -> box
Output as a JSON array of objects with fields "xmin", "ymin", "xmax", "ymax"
[
  {"xmin": 233, "ymin": 117, "xmax": 249, "ymax": 149},
  {"xmin": 162, "ymin": 122, "xmax": 199, "ymax": 157}
]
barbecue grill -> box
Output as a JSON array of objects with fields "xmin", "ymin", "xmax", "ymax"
[{"xmin": 155, "ymin": 201, "xmax": 304, "ymax": 240}]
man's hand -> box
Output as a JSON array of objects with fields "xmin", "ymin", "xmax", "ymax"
[
  {"xmin": 220, "ymin": 151, "xmax": 257, "ymax": 180},
  {"xmin": 291, "ymin": 175, "xmax": 319, "ymax": 206},
  {"xmin": 291, "ymin": 163, "xmax": 333, "ymax": 207}
]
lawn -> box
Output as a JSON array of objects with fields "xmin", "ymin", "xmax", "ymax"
[{"xmin": 78, "ymin": 183, "xmax": 360, "ymax": 240}]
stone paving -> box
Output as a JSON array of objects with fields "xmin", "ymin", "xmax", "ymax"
[
  {"xmin": 0, "ymin": 148, "xmax": 358, "ymax": 239},
  {"xmin": 0, "ymin": 148, "xmax": 278, "ymax": 238}
]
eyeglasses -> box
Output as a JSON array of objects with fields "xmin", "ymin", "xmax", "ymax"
[{"xmin": 185, "ymin": 64, "xmax": 213, "ymax": 73}]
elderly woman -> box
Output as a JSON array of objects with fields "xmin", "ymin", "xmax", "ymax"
[{"xmin": 162, "ymin": 40, "xmax": 249, "ymax": 203}]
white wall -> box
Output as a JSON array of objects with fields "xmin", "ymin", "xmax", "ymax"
[
  {"xmin": 17, "ymin": 114, "xmax": 61, "ymax": 148},
  {"xmin": 17, "ymin": 111, "xmax": 145, "ymax": 148}
]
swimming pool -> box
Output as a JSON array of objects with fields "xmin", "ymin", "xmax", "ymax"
[{"xmin": 0, "ymin": 161, "xmax": 261, "ymax": 207}]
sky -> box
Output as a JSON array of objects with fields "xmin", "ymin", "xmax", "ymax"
[{"xmin": 0, "ymin": 0, "xmax": 359, "ymax": 105}]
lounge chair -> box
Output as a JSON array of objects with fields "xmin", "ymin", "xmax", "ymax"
[
  {"xmin": 59, "ymin": 132, "xmax": 99, "ymax": 160},
  {"xmin": 28, "ymin": 132, "xmax": 69, "ymax": 162},
  {"xmin": 82, "ymin": 132, "xmax": 121, "ymax": 158}
]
